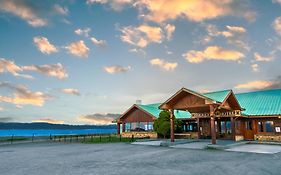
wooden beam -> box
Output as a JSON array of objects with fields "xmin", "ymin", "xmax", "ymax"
[
  {"xmin": 122, "ymin": 122, "xmax": 125, "ymax": 132},
  {"xmin": 197, "ymin": 117, "xmax": 200, "ymax": 139},
  {"xmin": 231, "ymin": 117, "xmax": 235, "ymax": 140},
  {"xmin": 210, "ymin": 105, "xmax": 216, "ymax": 144},
  {"xmin": 117, "ymin": 123, "xmax": 121, "ymax": 135},
  {"xmin": 170, "ymin": 110, "xmax": 175, "ymax": 142}
]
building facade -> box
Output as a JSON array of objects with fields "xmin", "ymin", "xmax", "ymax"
[{"xmin": 117, "ymin": 88, "xmax": 281, "ymax": 143}]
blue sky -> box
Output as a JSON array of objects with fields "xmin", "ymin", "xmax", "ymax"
[{"xmin": 0, "ymin": 0, "xmax": 281, "ymax": 124}]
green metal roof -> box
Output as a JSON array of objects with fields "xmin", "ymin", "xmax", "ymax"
[
  {"xmin": 137, "ymin": 103, "xmax": 192, "ymax": 119},
  {"xmin": 203, "ymin": 90, "xmax": 231, "ymax": 103},
  {"xmin": 236, "ymin": 89, "xmax": 281, "ymax": 116},
  {"xmin": 136, "ymin": 89, "xmax": 281, "ymax": 118}
]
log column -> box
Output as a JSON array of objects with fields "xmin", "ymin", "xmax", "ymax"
[
  {"xmin": 170, "ymin": 109, "xmax": 175, "ymax": 142},
  {"xmin": 122, "ymin": 122, "xmax": 126, "ymax": 132},
  {"xmin": 117, "ymin": 123, "xmax": 121, "ymax": 135},
  {"xmin": 231, "ymin": 117, "xmax": 236, "ymax": 141},
  {"xmin": 197, "ymin": 117, "xmax": 200, "ymax": 139},
  {"xmin": 210, "ymin": 105, "xmax": 216, "ymax": 144}
]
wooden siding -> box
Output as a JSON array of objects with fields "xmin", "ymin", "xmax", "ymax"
[{"xmin": 120, "ymin": 107, "xmax": 155, "ymax": 123}]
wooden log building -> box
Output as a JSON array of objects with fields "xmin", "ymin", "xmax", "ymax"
[{"xmin": 116, "ymin": 88, "xmax": 281, "ymax": 144}]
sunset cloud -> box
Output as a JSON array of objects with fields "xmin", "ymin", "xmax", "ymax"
[
  {"xmin": 183, "ymin": 46, "xmax": 244, "ymax": 63},
  {"xmin": 65, "ymin": 40, "xmax": 90, "ymax": 58},
  {"xmin": 78, "ymin": 113, "xmax": 119, "ymax": 125},
  {"xmin": 22, "ymin": 63, "xmax": 68, "ymax": 80},
  {"xmin": 91, "ymin": 37, "xmax": 107, "ymax": 47},
  {"xmin": 150, "ymin": 58, "xmax": 178, "ymax": 71},
  {"xmin": 0, "ymin": 58, "xmax": 33, "ymax": 79},
  {"xmin": 53, "ymin": 4, "xmax": 69, "ymax": 16},
  {"xmin": 33, "ymin": 36, "xmax": 58, "ymax": 54},
  {"xmin": 32, "ymin": 118, "xmax": 65, "ymax": 124},
  {"xmin": 0, "ymin": 82, "xmax": 50, "ymax": 107},
  {"xmin": 235, "ymin": 80, "xmax": 274, "ymax": 90},
  {"xmin": 0, "ymin": 0, "xmax": 47, "ymax": 27},
  {"xmin": 254, "ymin": 52, "xmax": 273, "ymax": 62},
  {"xmin": 60, "ymin": 88, "xmax": 80, "ymax": 96},
  {"xmin": 273, "ymin": 16, "xmax": 281, "ymax": 36},
  {"xmin": 164, "ymin": 24, "xmax": 175, "ymax": 41},
  {"xmin": 104, "ymin": 65, "xmax": 131, "ymax": 74},
  {"xmin": 86, "ymin": 0, "xmax": 133, "ymax": 11},
  {"xmin": 75, "ymin": 28, "xmax": 91, "ymax": 37}
]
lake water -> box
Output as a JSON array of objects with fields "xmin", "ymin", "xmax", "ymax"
[{"xmin": 0, "ymin": 129, "xmax": 117, "ymax": 137}]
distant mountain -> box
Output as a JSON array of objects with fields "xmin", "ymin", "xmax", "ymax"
[{"xmin": 0, "ymin": 122, "xmax": 116, "ymax": 130}]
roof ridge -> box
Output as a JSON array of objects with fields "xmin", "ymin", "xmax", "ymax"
[
  {"xmin": 235, "ymin": 88, "xmax": 281, "ymax": 95},
  {"xmin": 202, "ymin": 89, "xmax": 232, "ymax": 95}
]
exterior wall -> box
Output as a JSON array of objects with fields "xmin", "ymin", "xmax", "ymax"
[
  {"xmin": 121, "ymin": 131, "xmax": 157, "ymax": 139},
  {"xmin": 121, "ymin": 107, "xmax": 155, "ymax": 123},
  {"xmin": 175, "ymin": 132, "xmax": 198, "ymax": 139}
]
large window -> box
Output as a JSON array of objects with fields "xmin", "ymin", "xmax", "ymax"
[
  {"xmin": 185, "ymin": 122, "xmax": 197, "ymax": 132},
  {"xmin": 125, "ymin": 122, "xmax": 153, "ymax": 132},
  {"xmin": 258, "ymin": 121, "xmax": 274, "ymax": 133}
]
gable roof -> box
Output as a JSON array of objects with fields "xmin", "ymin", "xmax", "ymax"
[
  {"xmin": 203, "ymin": 90, "xmax": 231, "ymax": 103},
  {"xmin": 236, "ymin": 89, "xmax": 281, "ymax": 116}
]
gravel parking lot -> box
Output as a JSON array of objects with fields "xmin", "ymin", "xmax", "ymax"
[{"xmin": 1, "ymin": 142, "xmax": 281, "ymax": 175}]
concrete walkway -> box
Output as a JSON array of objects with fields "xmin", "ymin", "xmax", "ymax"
[
  {"xmin": 131, "ymin": 140, "xmax": 163, "ymax": 146},
  {"xmin": 226, "ymin": 144, "xmax": 281, "ymax": 154}
]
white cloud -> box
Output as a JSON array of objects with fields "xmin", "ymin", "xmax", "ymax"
[
  {"xmin": 0, "ymin": 0, "xmax": 47, "ymax": 27},
  {"xmin": 60, "ymin": 88, "xmax": 80, "ymax": 96},
  {"xmin": 0, "ymin": 106, "xmax": 4, "ymax": 111},
  {"xmin": 75, "ymin": 28, "xmax": 91, "ymax": 37},
  {"xmin": 183, "ymin": 46, "xmax": 245, "ymax": 63},
  {"xmin": 273, "ymin": 16, "xmax": 281, "ymax": 36},
  {"xmin": 254, "ymin": 52, "xmax": 273, "ymax": 62},
  {"xmin": 0, "ymin": 82, "xmax": 50, "ymax": 107},
  {"xmin": 91, "ymin": 37, "xmax": 107, "ymax": 47},
  {"xmin": 32, "ymin": 118, "xmax": 65, "ymax": 124},
  {"xmin": 104, "ymin": 65, "xmax": 131, "ymax": 74},
  {"xmin": 150, "ymin": 58, "xmax": 178, "ymax": 71},
  {"xmin": 251, "ymin": 64, "xmax": 259, "ymax": 72},
  {"xmin": 86, "ymin": 0, "xmax": 133, "ymax": 11},
  {"xmin": 273, "ymin": 0, "xmax": 281, "ymax": 5},
  {"xmin": 164, "ymin": 24, "xmax": 175, "ymax": 41},
  {"xmin": 77, "ymin": 113, "xmax": 119, "ymax": 125},
  {"xmin": 22, "ymin": 63, "xmax": 68, "ymax": 80},
  {"xmin": 33, "ymin": 36, "xmax": 58, "ymax": 54},
  {"xmin": 53, "ymin": 4, "xmax": 69, "ymax": 16},
  {"xmin": 65, "ymin": 40, "xmax": 90, "ymax": 58}
]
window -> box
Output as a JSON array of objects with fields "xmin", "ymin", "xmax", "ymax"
[
  {"xmin": 246, "ymin": 121, "xmax": 252, "ymax": 130},
  {"xmin": 258, "ymin": 122, "xmax": 264, "ymax": 132},
  {"xmin": 265, "ymin": 121, "xmax": 274, "ymax": 132}
]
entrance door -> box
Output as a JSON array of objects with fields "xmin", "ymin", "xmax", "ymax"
[{"xmin": 244, "ymin": 121, "xmax": 254, "ymax": 140}]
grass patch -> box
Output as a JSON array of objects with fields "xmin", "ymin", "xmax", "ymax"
[
  {"xmin": 0, "ymin": 136, "xmax": 28, "ymax": 142},
  {"xmin": 82, "ymin": 135, "xmax": 136, "ymax": 144}
]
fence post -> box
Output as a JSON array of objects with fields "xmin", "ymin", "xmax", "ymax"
[
  {"xmin": 131, "ymin": 135, "xmax": 134, "ymax": 142},
  {"xmin": 11, "ymin": 135, "xmax": 14, "ymax": 144},
  {"xmin": 83, "ymin": 135, "xmax": 86, "ymax": 142},
  {"xmin": 50, "ymin": 134, "xmax": 52, "ymax": 141},
  {"xmin": 100, "ymin": 135, "xmax": 102, "ymax": 142},
  {"xmin": 91, "ymin": 135, "xmax": 93, "ymax": 142},
  {"xmin": 64, "ymin": 136, "xmax": 66, "ymax": 143},
  {"xmin": 109, "ymin": 135, "xmax": 111, "ymax": 142},
  {"xmin": 70, "ymin": 135, "xmax": 72, "ymax": 143},
  {"xmin": 119, "ymin": 134, "xmax": 122, "ymax": 142},
  {"xmin": 32, "ymin": 133, "xmax": 34, "ymax": 142}
]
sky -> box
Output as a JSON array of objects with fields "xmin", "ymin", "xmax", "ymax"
[{"xmin": 0, "ymin": 0, "xmax": 281, "ymax": 125}]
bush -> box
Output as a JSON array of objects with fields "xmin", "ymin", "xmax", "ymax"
[{"xmin": 153, "ymin": 110, "xmax": 183, "ymax": 138}]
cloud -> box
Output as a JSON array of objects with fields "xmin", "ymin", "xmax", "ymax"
[
  {"xmin": 75, "ymin": 28, "xmax": 91, "ymax": 37},
  {"xmin": 273, "ymin": 16, "xmax": 281, "ymax": 36},
  {"xmin": 183, "ymin": 46, "xmax": 245, "ymax": 63},
  {"xmin": 91, "ymin": 37, "xmax": 107, "ymax": 47},
  {"xmin": 0, "ymin": 82, "xmax": 50, "ymax": 107},
  {"xmin": 120, "ymin": 24, "xmax": 162, "ymax": 48},
  {"xmin": 60, "ymin": 88, "xmax": 80, "ymax": 96},
  {"xmin": 22, "ymin": 63, "xmax": 68, "ymax": 80},
  {"xmin": 65, "ymin": 40, "xmax": 90, "ymax": 58},
  {"xmin": 33, "ymin": 36, "xmax": 58, "ymax": 54},
  {"xmin": 226, "ymin": 25, "xmax": 246, "ymax": 34},
  {"xmin": 150, "ymin": 58, "xmax": 178, "ymax": 71},
  {"xmin": 0, "ymin": 0, "xmax": 47, "ymax": 27},
  {"xmin": 86, "ymin": 0, "xmax": 133, "ymax": 11},
  {"xmin": 32, "ymin": 118, "xmax": 65, "ymax": 124},
  {"xmin": 0, "ymin": 117, "xmax": 13, "ymax": 122},
  {"xmin": 136, "ymin": 0, "xmax": 255, "ymax": 23},
  {"xmin": 0, "ymin": 106, "xmax": 4, "ymax": 111},
  {"xmin": 78, "ymin": 113, "xmax": 120, "ymax": 125},
  {"xmin": 164, "ymin": 24, "xmax": 175, "ymax": 41},
  {"xmin": 53, "ymin": 4, "xmax": 69, "ymax": 16},
  {"xmin": 251, "ymin": 64, "xmax": 259, "ymax": 72},
  {"xmin": 254, "ymin": 52, "xmax": 273, "ymax": 62},
  {"xmin": 0, "ymin": 58, "xmax": 33, "ymax": 79},
  {"xmin": 235, "ymin": 80, "xmax": 274, "ymax": 90},
  {"xmin": 273, "ymin": 0, "xmax": 281, "ymax": 5},
  {"xmin": 104, "ymin": 65, "xmax": 131, "ymax": 74}
]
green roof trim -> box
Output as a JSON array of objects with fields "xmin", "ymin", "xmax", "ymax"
[
  {"xmin": 137, "ymin": 103, "xmax": 192, "ymax": 119},
  {"xmin": 136, "ymin": 88, "xmax": 281, "ymax": 118},
  {"xmin": 203, "ymin": 89, "xmax": 231, "ymax": 103}
]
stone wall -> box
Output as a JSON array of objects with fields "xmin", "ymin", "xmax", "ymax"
[
  {"xmin": 254, "ymin": 134, "xmax": 281, "ymax": 142},
  {"xmin": 175, "ymin": 132, "xmax": 198, "ymax": 139},
  {"xmin": 121, "ymin": 132, "xmax": 157, "ymax": 139},
  {"xmin": 235, "ymin": 135, "xmax": 244, "ymax": 141}
]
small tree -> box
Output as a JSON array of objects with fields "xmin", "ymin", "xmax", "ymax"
[{"xmin": 154, "ymin": 110, "xmax": 183, "ymax": 138}]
